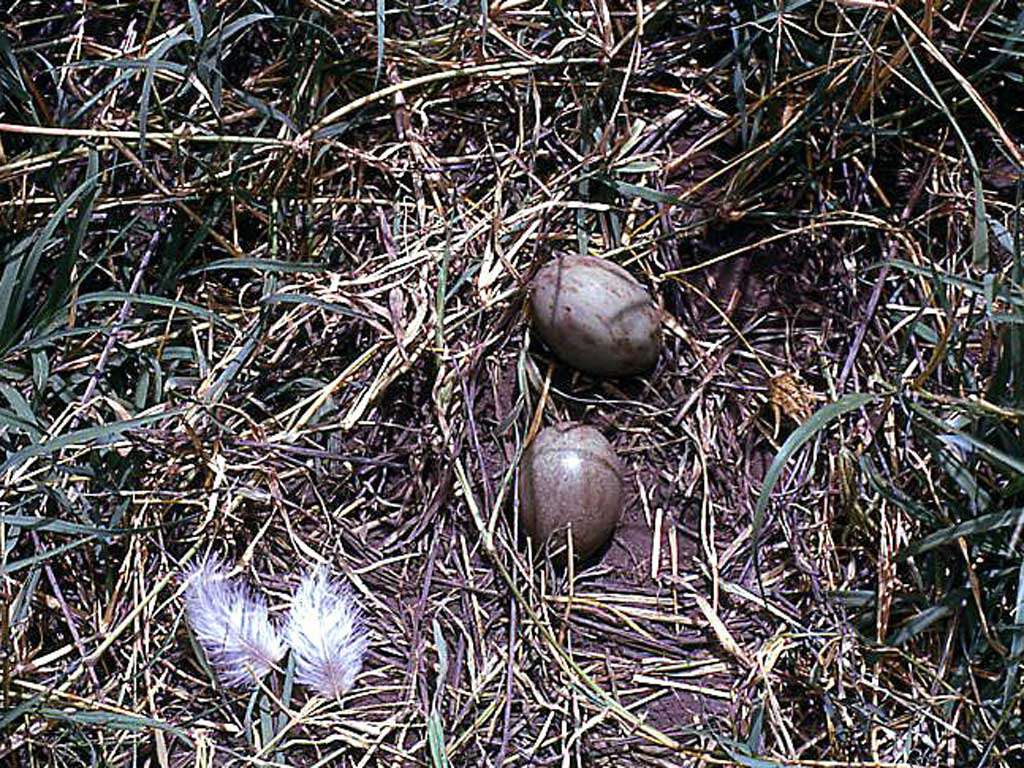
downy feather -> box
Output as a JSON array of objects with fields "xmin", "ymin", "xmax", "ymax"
[
  {"xmin": 183, "ymin": 556, "xmax": 285, "ymax": 688},
  {"xmin": 285, "ymin": 567, "xmax": 368, "ymax": 698}
]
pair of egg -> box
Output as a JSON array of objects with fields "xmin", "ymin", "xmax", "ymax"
[{"xmin": 518, "ymin": 255, "xmax": 662, "ymax": 560}]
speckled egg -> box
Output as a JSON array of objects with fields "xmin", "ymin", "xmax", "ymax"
[
  {"xmin": 530, "ymin": 255, "xmax": 661, "ymax": 377},
  {"xmin": 517, "ymin": 422, "xmax": 624, "ymax": 560}
]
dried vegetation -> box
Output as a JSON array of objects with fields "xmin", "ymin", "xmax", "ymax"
[{"xmin": 2, "ymin": 0, "xmax": 1024, "ymax": 765}]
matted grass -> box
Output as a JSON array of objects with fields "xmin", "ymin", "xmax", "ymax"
[{"xmin": 2, "ymin": 1, "xmax": 1023, "ymax": 765}]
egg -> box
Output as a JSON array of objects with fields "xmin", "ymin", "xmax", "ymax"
[
  {"xmin": 517, "ymin": 422, "xmax": 624, "ymax": 560},
  {"xmin": 530, "ymin": 255, "xmax": 662, "ymax": 377}
]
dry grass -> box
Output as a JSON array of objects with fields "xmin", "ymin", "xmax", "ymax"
[{"xmin": 2, "ymin": 1, "xmax": 1024, "ymax": 766}]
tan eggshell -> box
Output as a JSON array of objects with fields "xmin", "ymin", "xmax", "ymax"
[
  {"xmin": 530, "ymin": 255, "xmax": 662, "ymax": 377},
  {"xmin": 517, "ymin": 422, "xmax": 624, "ymax": 559}
]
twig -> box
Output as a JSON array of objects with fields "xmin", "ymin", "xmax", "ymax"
[
  {"xmin": 72, "ymin": 209, "xmax": 166, "ymax": 427},
  {"xmin": 838, "ymin": 159, "xmax": 932, "ymax": 389}
]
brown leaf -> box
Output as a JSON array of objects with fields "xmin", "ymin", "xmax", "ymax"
[{"xmin": 768, "ymin": 371, "xmax": 817, "ymax": 424}]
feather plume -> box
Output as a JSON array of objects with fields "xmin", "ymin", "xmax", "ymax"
[
  {"xmin": 183, "ymin": 556, "xmax": 285, "ymax": 688},
  {"xmin": 284, "ymin": 567, "xmax": 368, "ymax": 698}
]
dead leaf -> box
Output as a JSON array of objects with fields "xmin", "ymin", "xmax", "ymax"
[
  {"xmin": 694, "ymin": 593, "xmax": 752, "ymax": 668},
  {"xmin": 768, "ymin": 371, "xmax": 817, "ymax": 425}
]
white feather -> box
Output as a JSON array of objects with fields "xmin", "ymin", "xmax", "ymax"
[
  {"xmin": 285, "ymin": 567, "xmax": 368, "ymax": 698},
  {"xmin": 183, "ymin": 556, "xmax": 285, "ymax": 689}
]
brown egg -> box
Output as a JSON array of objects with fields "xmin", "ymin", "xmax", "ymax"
[
  {"xmin": 517, "ymin": 422, "xmax": 624, "ymax": 559},
  {"xmin": 530, "ymin": 255, "xmax": 662, "ymax": 377}
]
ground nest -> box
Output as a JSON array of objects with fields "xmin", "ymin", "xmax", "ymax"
[{"xmin": 3, "ymin": 1, "xmax": 1024, "ymax": 766}]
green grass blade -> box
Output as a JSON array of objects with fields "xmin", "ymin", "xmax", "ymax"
[
  {"xmin": 0, "ymin": 409, "xmax": 181, "ymax": 475},
  {"xmin": 906, "ymin": 508, "xmax": 1024, "ymax": 556},
  {"xmin": 754, "ymin": 393, "xmax": 878, "ymax": 559},
  {"xmin": 1003, "ymin": 558, "xmax": 1024, "ymax": 709}
]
